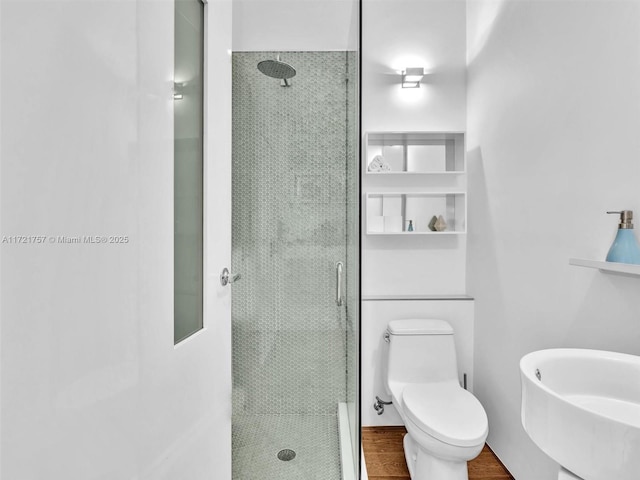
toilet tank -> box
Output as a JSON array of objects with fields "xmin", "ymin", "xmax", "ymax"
[{"xmin": 384, "ymin": 319, "xmax": 459, "ymax": 391}]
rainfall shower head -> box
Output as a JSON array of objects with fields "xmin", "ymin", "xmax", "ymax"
[{"xmin": 257, "ymin": 55, "xmax": 296, "ymax": 87}]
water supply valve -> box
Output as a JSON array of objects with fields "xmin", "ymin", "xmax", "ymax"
[{"xmin": 373, "ymin": 396, "xmax": 392, "ymax": 415}]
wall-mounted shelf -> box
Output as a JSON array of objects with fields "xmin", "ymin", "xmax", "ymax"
[
  {"xmin": 365, "ymin": 132, "xmax": 465, "ymax": 175},
  {"xmin": 569, "ymin": 258, "xmax": 640, "ymax": 276},
  {"xmin": 363, "ymin": 294, "xmax": 474, "ymax": 301},
  {"xmin": 366, "ymin": 192, "xmax": 466, "ymax": 235}
]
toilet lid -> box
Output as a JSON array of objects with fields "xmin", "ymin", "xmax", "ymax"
[{"xmin": 402, "ymin": 383, "xmax": 488, "ymax": 447}]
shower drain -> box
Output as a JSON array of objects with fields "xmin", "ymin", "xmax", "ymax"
[{"xmin": 277, "ymin": 449, "xmax": 296, "ymax": 461}]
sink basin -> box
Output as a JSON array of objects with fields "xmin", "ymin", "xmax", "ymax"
[{"xmin": 520, "ymin": 348, "xmax": 640, "ymax": 480}]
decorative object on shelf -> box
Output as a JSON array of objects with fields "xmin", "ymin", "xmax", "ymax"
[
  {"xmin": 407, "ymin": 220, "xmax": 414, "ymax": 232},
  {"xmin": 434, "ymin": 215, "xmax": 447, "ymax": 232},
  {"xmin": 368, "ymin": 155, "xmax": 391, "ymax": 172},
  {"xmin": 605, "ymin": 210, "xmax": 640, "ymax": 264},
  {"xmin": 401, "ymin": 67, "xmax": 424, "ymax": 88},
  {"xmin": 428, "ymin": 216, "xmax": 437, "ymax": 231}
]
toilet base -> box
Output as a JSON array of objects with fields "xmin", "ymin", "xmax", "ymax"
[{"xmin": 403, "ymin": 433, "xmax": 469, "ymax": 480}]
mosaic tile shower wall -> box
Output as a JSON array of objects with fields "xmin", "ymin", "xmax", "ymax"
[{"xmin": 231, "ymin": 51, "xmax": 357, "ymax": 418}]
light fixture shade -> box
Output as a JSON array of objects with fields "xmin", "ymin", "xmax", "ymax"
[{"xmin": 402, "ymin": 67, "xmax": 424, "ymax": 88}]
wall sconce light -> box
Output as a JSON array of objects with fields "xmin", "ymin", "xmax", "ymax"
[
  {"xmin": 173, "ymin": 82, "xmax": 186, "ymax": 100},
  {"xmin": 401, "ymin": 67, "xmax": 424, "ymax": 88}
]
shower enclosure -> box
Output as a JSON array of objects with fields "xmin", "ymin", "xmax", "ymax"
[{"xmin": 231, "ymin": 49, "xmax": 359, "ymax": 479}]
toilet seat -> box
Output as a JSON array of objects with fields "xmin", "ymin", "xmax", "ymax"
[{"xmin": 402, "ymin": 383, "xmax": 488, "ymax": 448}]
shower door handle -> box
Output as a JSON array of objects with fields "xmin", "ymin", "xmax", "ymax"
[
  {"xmin": 335, "ymin": 262, "xmax": 344, "ymax": 306},
  {"xmin": 220, "ymin": 267, "xmax": 241, "ymax": 287}
]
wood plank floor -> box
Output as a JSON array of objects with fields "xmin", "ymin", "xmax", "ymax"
[{"xmin": 362, "ymin": 426, "xmax": 514, "ymax": 480}]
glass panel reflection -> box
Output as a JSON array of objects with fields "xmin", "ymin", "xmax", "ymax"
[{"xmin": 174, "ymin": 0, "xmax": 204, "ymax": 344}]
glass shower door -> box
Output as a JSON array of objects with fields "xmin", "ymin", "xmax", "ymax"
[{"xmin": 231, "ymin": 50, "xmax": 359, "ymax": 480}]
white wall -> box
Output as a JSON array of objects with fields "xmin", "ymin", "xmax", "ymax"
[
  {"xmin": 362, "ymin": 0, "xmax": 467, "ymax": 296},
  {"xmin": 467, "ymin": 1, "xmax": 640, "ymax": 479},
  {"xmin": 233, "ymin": 0, "xmax": 358, "ymax": 51},
  {"xmin": 0, "ymin": 1, "xmax": 232, "ymax": 478},
  {"xmin": 360, "ymin": 0, "xmax": 469, "ymax": 433}
]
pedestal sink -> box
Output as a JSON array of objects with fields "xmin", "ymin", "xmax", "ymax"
[{"xmin": 520, "ymin": 348, "xmax": 640, "ymax": 480}]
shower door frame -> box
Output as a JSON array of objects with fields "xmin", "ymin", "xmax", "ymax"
[{"xmin": 201, "ymin": 0, "xmax": 233, "ymax": 477}]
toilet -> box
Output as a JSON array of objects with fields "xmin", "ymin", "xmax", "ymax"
[{"xmin": 383, "ymin": 319, "xmax": 488, "ymax": 480}]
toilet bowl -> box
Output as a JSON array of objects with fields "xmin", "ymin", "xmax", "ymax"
[{"xmin": 383, "ymin": 319, "xmax": 488, "ymax": 480}]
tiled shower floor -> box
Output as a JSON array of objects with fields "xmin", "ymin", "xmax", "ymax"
[{"xmin": 232, "ymin": 414, "xmax": 341, "ymax": 480}]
